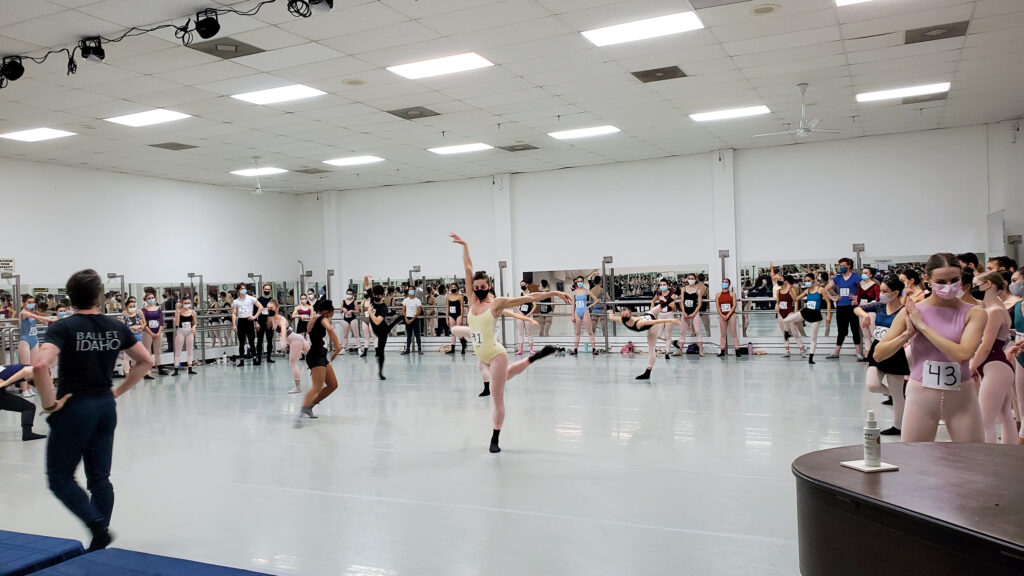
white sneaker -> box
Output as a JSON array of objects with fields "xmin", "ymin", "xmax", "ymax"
[
  {"xmin": 288, "ymin": 386, "xmax": 302, "ymax": 394},
  {"xmin": 22, "ymin": 389, "xmax": 37, "ymax": 398}
]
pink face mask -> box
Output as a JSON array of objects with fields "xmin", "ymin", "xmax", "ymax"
[
  {"xmin": 880, "ymin": 292, "xmax": 894, "ymax": 304},
  {"xmin": 931, "ymin": 281, "xmax": 962, "ymax": 300}
]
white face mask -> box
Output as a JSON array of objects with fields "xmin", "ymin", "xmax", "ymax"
[
  {"xmin": 687, "ymin": 280, "xmax": 696, "ymax": 285},
  {"xmin": 879, "ymin": 292, "xmax": 894, "ymax": 304},
  {"xmin": 128, "ymin": 307, "xmax": 137, "ymax": 313},
  {"xmin": 183, "ymin": 304, "xmax": 191, "ymax": 309}
]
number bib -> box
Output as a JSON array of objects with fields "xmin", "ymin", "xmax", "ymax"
[
  {"xmin": 575, "ymin": 301, "xmax": 585, "ymax": 309},
  {"xmin": 470, "ymin": 331, "xmax": 483, "ymax": 345},
  {"xmin": 721, "ymin": 303, "xmax": 732, "ymax": 313},
  {"xmin": 779, "ymin": 301, "xmax": 788, "ymax": 310},
  {"xmin": 685, "ymin": 299, "xmax": 695, "ymax": 308},
  {"xmin": 839, "ymin": 288, "xmax": 851, "ymax": 297},
  {"xmin": 29, "ymin": 326, "xmax": 38, "ymax": 336},
  {"xmin": 872, "ymin": 326, "xmax": 888, "ymax": 341},
  {"xmin": 922, "ymin": 360, "xmax": 961, "ymax": 391},
  {"xmin": 148, "ymin": 320, "xmax": 160, "ymax": 329},
  {"xmin": 449, "ymin": 305, "xmax": 457, "ymax": 314},
  {"xmin": 262, "ymin": 308, "xmax": 269, "ymax": 315},
  {"xmin": 806, "ymin": 301, "xmax": 818, "ymax": 310},
  {"xmin": 520, "ymin": 304, "xmax": 530, "ymax": 313},
  {"xmin": 181, "ymin": 321, "xmax": 192, "ymax": 329}
]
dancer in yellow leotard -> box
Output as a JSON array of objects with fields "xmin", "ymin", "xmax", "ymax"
[{"xmin": 450, "ymin": 233, "xmax": 571, "ymax": 453}]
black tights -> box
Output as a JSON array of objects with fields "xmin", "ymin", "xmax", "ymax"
[
  {"xmin": 237, "ymin": 318, "xmax": 256, "ymax": 357},
  {"xmin": 0, "ymin": 389, "xmax": 35, "ymax": 429},
  {"xmin": 373, "ymin": 317, "xmax": 403, "ymax": 372},
  {"xmin": 256, "ymin": 318, "xmax": 274, "ymax": 359},
  {"xmin": 835, "ymin": 305, "xmax": 862, "ymax": 347}
]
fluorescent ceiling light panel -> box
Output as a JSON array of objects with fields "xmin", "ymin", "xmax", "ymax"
[
  {"xmin": 231, "ymin": 167, "xmax": 288, "ymax": 176},
  {"xmin": 856, "ymin": 82, "xmax": 951, "ymax": 102},
  {"xmin": 428, "ymin": 143, "xmax": 493, "ymax": 155},
  {"xmin": 689, "ymin": 105, "xmax": 771, "ymax": 122},
  {"xmin": 548, "ymin": 125, "xmax": 621, "ymax": 140},
  {"xmin": 230, "ymin": 84, "xmax": 325, "ymax": 105},
  {"xmin": 0, "ymin": 128, "xmax": 76, "ymax": 142},
  {"xmin": 387, "ymin": 52, "xmax": 494, "ymax": 80},
  {"xmin": 836, "ymin": 0, "xmax": 873, "ymax": 6},
  {"xmin": 581, "ymin": 12, "xmax": 704, "ymax": 47},
  {"xmin": 323, "ymin": 155, "xmax": 385, "ymax": 166},
  {"xmin": 105, "ymin": 109, "xmax": 191, "ymax": 127}
]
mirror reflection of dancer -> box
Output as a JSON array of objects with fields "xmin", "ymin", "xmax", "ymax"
[
  {"xmin": 295, "ymin": 300, "xmax": 341, "ymax": 424},
  {"xmin": 449, "ymin": 233, "xmax": 568, "ymax": 453},
  {"xmin": 267, "ymin": 300, "xmax": 310, "ymax": 395},
  {"xmin": 607, "ymin": 307, "xmax": 681, "ymax": 380}
]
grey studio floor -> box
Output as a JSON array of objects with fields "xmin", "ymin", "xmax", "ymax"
[{"xmin": 0, "ymin": 349, "xmax": 912, "ymax": 576}]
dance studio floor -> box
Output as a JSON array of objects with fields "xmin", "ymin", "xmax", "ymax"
[{"xmin": 1, "ymin": 351, "xmax": 895, "ymax": 575}]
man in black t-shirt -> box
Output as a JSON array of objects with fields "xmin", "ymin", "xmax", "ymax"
[
  {"xmin": 255, "ymin": 283, "xmax": 276, "ymax": 365},
  {"xmin": 33, "ymin": 269, "xmax": 152, "ymax": 552},
  {"xmin": 161, "ymin": 289, "xmax": 177, "ymax": 352}
]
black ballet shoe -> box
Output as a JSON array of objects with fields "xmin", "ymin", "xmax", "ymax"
[
  {"xmin": 479, "ymin": 382, "xmax": 490, "ymax": 397},
  {"xmin": 157, "ymin": 367, "xmax": 167, "ymax": 375},
  {"xmin": 266, "ymin": 357, "xmax": 275, "ymax": 364},
  {"xmin": 22, "ymin": 428, "xmax": 46, "ymax": 441},
  {"xmin": 735, "ymin": 350, "xmax": 741, "ymax": 358},
  {"xmin": 86, "ymin": 524, "xmax": 113, "ymax": 552},
  {"xmin": 717, "ymin": 350, "xmax": 726, "ymax": 357},
  {"xmin": 378, "ymin": 373, "xmax": 387, "ymax": 381},
  {"xmin": 489, "ymin": 441, "xmax": 501, "ymax": 453},
  {"xmin": 188, "ymin": 368, "xmax": 197, "ymax": 375},
  {"xmin": 635, "ymin": 369, "xmax": 651, "ymax": 380},
  {"xmin": 880, "ymin": 427, "xmax": 901, "ymax": 436},
  {"xmin": 808, "ymin": 354, "xmax": 816, "ymax": 365},
  {"xmin": 664, "ymin": 353, "xmax": 670, "ymax": 360},
  {"xmin": 144, "ymin": 374, "xmax": 155, "ymax": 380},
  {"xmin": 444, "ymin": 348, "xmax": 455, "ymax": 355},
  {"xmin": 881, "ymin": 396, "xmax": 893, "ymax": 406},
  {"xmin": 528, "ymin": 346, "xmax": 556, "ymax": 363},
  {"xmin": 172, "ymin": 368, "xmax": 179, "ymax": 376},
  {"xmin": 569, "ymin": 349, "xmax": 578, "ymax": 356},
  {"xmin": 359, "ymin": 349, "xmax": 367, "ymax": 358}
]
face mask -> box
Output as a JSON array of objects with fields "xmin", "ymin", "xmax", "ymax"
[
  {"xmin": 576, "ymin": 281, "xmax": 584, "ymax": 288},
  {"xmin": 932, "ymin": 281, "xmax": 962, "ymax": 300},
  {"xmin": 970, "ymin": 285, "xmax": 987, "ymax": 300},
  {"xmin": 687, "ymin": 280, "xmax": 695, "ymax": 285},
  {"xmin": 26, "ymin": 303, "xmax": 35, "ymax": 310},
  {"xmin": 183, "ymin": 304, "xmax": 192, "ymax": 309},
  {"xmin": 240, "ymin": 289, "xmax": 247, "ymax": 295},
  {"xmin": 268, "ymin": 309, "xmax": 277, "ymax": 317},
  {"xmin": 1010, "ymin": 281, "xmax": 1024, "ymax": 298},
  {"xmin": 264, "ymin": 290, "xmax": 271, "ymax": 296},
  {"xmin": 722, "ymin": 283, "xmax": 730, "ymax": 290},
  {"xmin": 128, "ymin": 307, "xmax": 137, "ymax": 313},
  {"xmin": 147, "ymin": 299, "xmax": 156, "ymax": 305},
  {"xmin": 521, "ymin": 284, "xmax": 527, "ymax": 290},
  {"xmin": 861, "ymin": 274, "xmax": 870, "ymax": 281},
  {"xmin": 346, "ymin": 294, "xmax": 354, "ymax": 299},
  {"xmin": 57, "ymin": 311, "xmax": 67, "ymax": 318},
  {"xmin": 408, "ymin": 290, "xmax": 415, "ymax": 296},
  {"xmin": 374, "ymin": 297, "xmax": 382, "ymax": 303},
  {"xmin": 474, "ymin": 289, "xmax": 490, "ymax": 300},
  {"xmin": 839, "ymin": 266, "xmax": 848, "ymax": 274},
  {"xmin": 307, "ymin": 293, "xmax": 314, "ymax": 299},
  {"xmin": 803, "ymin": 282, "xmax": 812, "ymax": 288},
  {"xmin": 660, "ymin": 285, "xmax": 668, "ymax": 292},
  {"xmin": 880, "ymin": 292, "xmax": 893, "ymax": 304}
]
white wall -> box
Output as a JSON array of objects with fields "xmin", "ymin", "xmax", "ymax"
[
  {"xmin": 328, "ymin": 178, "xmax": 496, "ymax": 288},
  {"xmin": 0, "ymin": 156, "xmax": 323, "ymax": 285},
  {"xmin": 987, "ymin": 121, "xmax": 1024, "ymax": 242},
  {"xmin": 735, "ymin": 126, "xmax": 990, "ymax": 264},
  {"xmin": 510, "ymin": 155, "xmax": 715, "ymax": 274}
]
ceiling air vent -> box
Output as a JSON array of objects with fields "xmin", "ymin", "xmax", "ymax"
[
  {"xmin": 387, "ymin": 106, "xmax": 440, "ymax": 120},
  {"xmin": 499, "ymin": 144, "xmax": 538, "ymax": 152},
  {"xmin": 905, "ymin": 21, "xmax": 969, "ymax": 45},
  {"xmin": 187, "ymin": 38, "xmax": 265, "ymax": 59},
  {"xmin": 149, "ymin": 142, "xmax": 197, "ymax": 151},
  {"xmin": 632, "ymin": 66, "xmax": 687, "ymax": 83}
]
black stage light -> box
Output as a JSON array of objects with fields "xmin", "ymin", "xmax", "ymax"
[
  {"xmin": 80, "ymin": 37, "xmax": 105, "ymax": 62},
  {"xmin": 309, "ymin": 0, "xmax": 333, "ymax": 14},
  {"xmin": 0, "ymin": 56, "xmax": 24, "ymax": 81},
  {"xmin": 195, "ymin": 9, "xmax": 221, "ymax": 40},
  {"xmin": 288, "ymin": 0, "xmax": 332, "ymax": 17}
]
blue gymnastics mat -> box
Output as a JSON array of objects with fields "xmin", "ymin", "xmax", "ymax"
[
  {"xmin": 29, "ymin": 549, "xmax": 275, "ymax": 575},
  {"xmin": 0, "ymin": 530, "xmax": 84, "ymax": 576}
]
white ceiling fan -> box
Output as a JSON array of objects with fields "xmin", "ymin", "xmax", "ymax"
[
  {"xmin": 232, "ymin": 156, "xmax": 295, "ymax": 195},
  {"xmin": 753, "ymin": 83, "xmax": 843, "ymax": 139}
]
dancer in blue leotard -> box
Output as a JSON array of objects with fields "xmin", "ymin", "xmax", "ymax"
[{"xmin": 570, "ymin": 275, "xmax": 597, "ymax": 356}]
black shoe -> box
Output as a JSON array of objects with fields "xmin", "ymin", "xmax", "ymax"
[
  {"xmin": 86, "ymin": 524, "xmax": 112, "ymax": 552},
  {"xmin": 672, "ymin": 340, "xmax": 681, "ymax": 350},
  {"xmin": 253, "ymin": 359, "xmax": 261, "ymax": 366},
  {"xmin": 266, "ymin": 357, "xmax": 276, "ymax": 364},
  {"xmin": 479, "ymin": 382, "xmax": 490, "ymax": 397},
  {"xmin": 173, "ymin": 368, "xmax": 179, "ymax": 376},
  {"xmin": 157, "ymin": 368, "xmax": 167, "ymax": 376},
  {"xmin": 880, "ymin": 427, "xmax": 901, "ymax": 436},
  {"xmin": 378, "ymin": 372, "xmax": 386, "ymax": 380},
  {"xmin": 359, "ymin": 349, "xmax": 367, "ymax": 358},
  {"xmin": 808, "ymin": 354, "xmax": 815, "ymax": 365},
  {"xmin": 635, "ymin": 369, "xmax": 651, "ymax": 380},
  {"xmin": 665, "ymin": 353, "xmax": 670, "ymax": 360},
  {"xmin": 735, "ymin": 350, "xmax": 741, "ymax": 358},
  {"xmin": 401, "ymin": 350, "xmax": 410, "ymax": 355},
  {"xmin": 881, "ymin": 396, "xmax": 893, "ymax": 406},
  {"xmin": 236, "ymin": 361, "xmax": 245, "ymax": 367},
  {"xmin": 569, "ymin": 349, "xmax": 578, "ymax": 356},
  {"xmin": 717, "ymin": 351, "xmax": 726, "ymax": 357},
  {"xmin": 22, "ymin": 429, "xmax": 46, "ymax": 441},
  {"xmin": 144, "ymin": 374, "xmax": 155, "ymax": 380},
  {"xmin": 444, "ymin": 349, "xmax": 455, "ymax": 355},
  {"xmin": 188, "ymin": 368, "xmax": 197, "ymax": 375},
  {"xmin": 489, "ymin": 441, "xmax": 501, "ymax": 454},
  {"xmin": 593, "ymin": 350, "xmax": 599, "ymax": 356}
]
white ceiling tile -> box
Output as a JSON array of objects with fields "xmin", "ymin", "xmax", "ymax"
[
  {"xmin": 724, "ymin": 26, "xmax": 840, "ymax": 56},
  {"xmin": 279, "ymin": 2, "xmax": 410, "ymax": 41},
  {"xmin": 232, "ymin": 42, "xmax": 344, "ymax": 72}
]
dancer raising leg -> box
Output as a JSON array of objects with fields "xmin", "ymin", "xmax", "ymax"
[
  {"xmin": 296, "ymin": 300, "xmax": 341, "ymax": 423},
  {"xmin": 267, "ymin": 300, "xmax": 310, "ymax": 394},
  {"xmin": 608, "ymin": 307, "xmax": 681, "ymax": 380},
  {"xmin": 449, "ymin": 233, "xmax": 571, "ymax": 453}
]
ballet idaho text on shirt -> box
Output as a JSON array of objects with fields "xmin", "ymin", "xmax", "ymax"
[{"xmin": 75, "ymin": 330, "xmax": 124, "ymax": 352}]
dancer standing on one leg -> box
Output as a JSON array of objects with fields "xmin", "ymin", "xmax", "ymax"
[
  {"xmin": 785, "ymin": 274, "xmax": 831, "ymax": 364},
  {"xmin": 449, "ymin": 233, "xmax": 570, "ymax": 453},
  {"xmin": 366, "ymin": 275, "xmax": 405, "ymax": 381},
  {"xmin": 607, "ymin": 307, "xmax": 681, "ymax": 380},
  {"xmin": 267, "ymin": 300, "xmax": 310, "ymax": 394},
  {"xmin": 857, "ymin": 275, "xmax": 909, "ymax": 436},
  {"xmin": 295, "ymin": 300, "xmax": 341, "ymax": 423}
]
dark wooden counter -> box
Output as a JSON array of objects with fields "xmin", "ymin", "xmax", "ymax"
[{"xmin": 792, "ymin": 443, "xmax": 1024, "ymax": 576}]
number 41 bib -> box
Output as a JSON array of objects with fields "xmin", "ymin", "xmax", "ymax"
[{"xmin": 922, "ymin": 360, "xmax": 961, "ymax": 391}]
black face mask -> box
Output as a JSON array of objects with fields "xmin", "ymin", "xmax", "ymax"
[
  {"xmin": 264, "ymin": 290, "xmax": 271, "ymax": 296},
  {"xmin": 268, "ymin": 310, "xmax": 277, "ymax": 317},
  {"xmin": 970, "ymin": 286, "xmax": 986, "ymax": 300},
  {"xmin": 474, "ymin": 289, "xmax": 490, "ymax": 301}
]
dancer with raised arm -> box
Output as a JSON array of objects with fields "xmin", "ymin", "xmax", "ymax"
[{"xmin": 449, "ymin": 233, "xmax": 570, "ymax": 453}]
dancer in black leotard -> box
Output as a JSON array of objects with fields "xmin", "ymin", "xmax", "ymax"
[
  {"xmin": 608, "ymin": 307, "xmax": 681, "ymax": 380},
  {"xmin": 295, "ymin": 300, "xmax": 341, "ymax": 424},
  {"xmin": 365, "ymin": 275, "xmax": 405, "ymax": 380}
]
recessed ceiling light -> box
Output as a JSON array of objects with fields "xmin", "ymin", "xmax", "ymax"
[
  {"xmin": 230, "ymin": 84, "xmax": 325, "ymax": 105},
  {"xmin": 323, "ymin": 155, "xmax": 385, "ymax": 166},
  {"xmin": 689, "ymin": 105, "xmax": 771, "ymax": 122},
  {"xmin": 387, "ymin": 52, "xmax": 494, "ymax": 80},
  {"xmin": 105, "ymin": 109, "xmax": 191, "ymax": 127},
  {"xmin": 581, "ymin": 12, "xmax": 704, "ymax": 47},
  {"xmin": 836, "ymin": 0, "xmax": 873, "ymax": 6},
  {"xmin": 548, "ymin": 125, "xmax": 621, "ymax": 140},
  {"xmin": 0, "ymin": 128, "xmax": 77, "ymax": 142},
  {"xmin": 428, "ymin": 143, "xmax": 494, "ymax": 155},
  {"xmin": 856, "ymin": 82, "xmax": 951, "ymax": 103},
  {"xmin": 231, "ymin": 167, "xmax": 288, "ymax": 176}
]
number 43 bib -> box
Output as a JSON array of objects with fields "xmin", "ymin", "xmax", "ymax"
[{"xmin": 922, "ymin": 360, "xmax": 961, "ymax": 391}]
